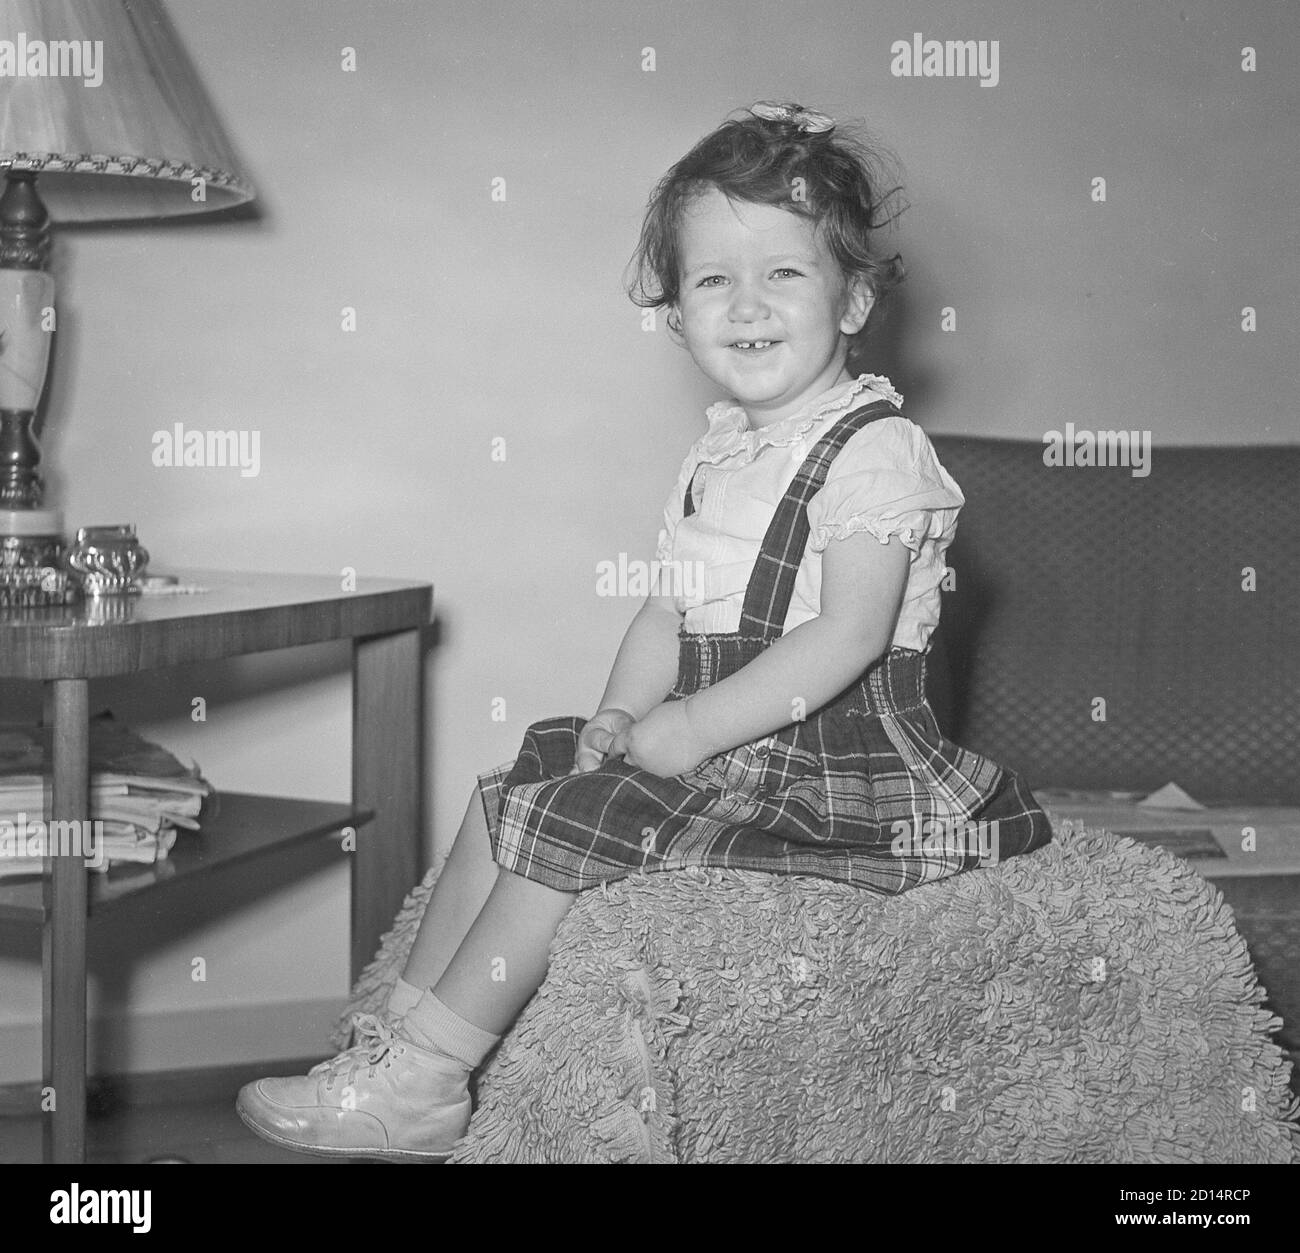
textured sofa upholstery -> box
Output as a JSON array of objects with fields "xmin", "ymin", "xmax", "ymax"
[{"xmin": 924, "ymin": 437, "xmax": 1300, "ymax": 802}]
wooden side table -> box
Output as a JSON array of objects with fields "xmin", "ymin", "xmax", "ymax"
[{"xmin": 0, "ymin": 569, "xmax": 433, "ymax": 1163}]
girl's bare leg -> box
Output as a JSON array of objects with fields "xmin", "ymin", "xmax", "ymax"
[
  {"xmin": 430, "ymin": 869, "xmax": 576, "ymax": 1034},
  {"xmin": 400, "ymin": 789, "xmax": 503, "ymax": 990},
  {"xmin": 400, "ymin": 789, "xmax": 577, "ymax": 1034}
]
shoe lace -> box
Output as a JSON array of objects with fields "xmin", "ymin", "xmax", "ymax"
[{"xmin": 310, "ymin": 1012, "xmax": 401, "ymax": 1088}]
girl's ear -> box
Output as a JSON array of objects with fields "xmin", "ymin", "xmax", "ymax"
[
  {"xmin": 840, "ymin": 274, "xmax": 875, "ymax": 335},
  {"xmin": 665, "ymin": 303, "xmax": 685, "ymax": 339}
]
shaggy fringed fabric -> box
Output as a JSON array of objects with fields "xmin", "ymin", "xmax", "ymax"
[{"xmin": 334, "ymin": 819, "xmax": 1300, "ymax": 1163}]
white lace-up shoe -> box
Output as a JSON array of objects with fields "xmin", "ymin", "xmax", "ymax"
[{"xmin": 236, "ymin": 1013, "xmax": 472, "ymax": 1161}]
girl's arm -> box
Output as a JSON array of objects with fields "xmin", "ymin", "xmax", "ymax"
[
  {"xmin": 611, "ymin": 532, "xmax": 910, "ymax": 774},
  {"xmin": 572, "ymin": 574, "xmax": 683, "ymax": 773},
  {"xmin": 596, "ymin": 581, "xmax": 683, "ymax": 719}
]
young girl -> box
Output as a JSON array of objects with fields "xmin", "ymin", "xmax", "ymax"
[{"xmin": 237, "ymin": 101, "xmax": 1052, "ymax": 1160}]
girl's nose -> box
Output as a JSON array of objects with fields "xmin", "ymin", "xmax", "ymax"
[{"xmin": 728, "ymin": 280, "xmax": 770, "ymax": 321}]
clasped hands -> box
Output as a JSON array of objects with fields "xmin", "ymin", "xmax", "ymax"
[{"xmin": 570, "ymin": 700, "xmax": 712, "ymax": 778}]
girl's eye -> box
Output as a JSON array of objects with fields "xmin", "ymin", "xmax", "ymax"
[
  {"xmin": 773, "ymin": 268, "xmax": 802, "ymax": 278},
  {"xmin": 697, "ymin": 275, "xmax": 725, "ymax": 287}
]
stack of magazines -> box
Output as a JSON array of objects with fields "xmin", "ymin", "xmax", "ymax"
[{"xmin": 0, "ymin": 713, "xmax": 212, "ymax": 879}]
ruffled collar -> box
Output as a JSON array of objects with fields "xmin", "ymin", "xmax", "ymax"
[{"xmin": 695, "ymin": 373, "xmax": 904, "ymax": 465}]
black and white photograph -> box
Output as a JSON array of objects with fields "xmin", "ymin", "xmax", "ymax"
[{"xmin": 0, "ymin": 0, "xmax": 1296, "ymax": 1222}]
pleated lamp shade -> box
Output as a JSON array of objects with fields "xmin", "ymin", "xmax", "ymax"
[{"xmin": 0, "ymin": 0, "xmax": 254, "ymax": 221}]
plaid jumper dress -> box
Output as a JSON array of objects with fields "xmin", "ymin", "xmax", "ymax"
[{"xmin": 480, "ymin": 397, "xmax": 1052, "ymax": 894}]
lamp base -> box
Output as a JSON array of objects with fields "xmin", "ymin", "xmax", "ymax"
[{"xmin": 0, "ymin": 507, "xmax": 80, "ymax": 606}]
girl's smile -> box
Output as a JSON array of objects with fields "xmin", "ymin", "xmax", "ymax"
[{"xmin": 672, "ymin": 187, "xmax": 873, "ymax": 429}]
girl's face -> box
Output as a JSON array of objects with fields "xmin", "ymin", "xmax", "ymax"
[{"xmin": 671, "ymin": 187, "xmax": 873, "ymax": 429}]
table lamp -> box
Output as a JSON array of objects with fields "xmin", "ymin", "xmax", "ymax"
[{"xmin": 0, "ymin": 0, "xmax": 254, "ymax": 604}]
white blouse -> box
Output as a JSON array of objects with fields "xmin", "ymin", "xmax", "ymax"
[{"xmin": 656, "ymin": 373, "xmax": 964, "ymax": 651}]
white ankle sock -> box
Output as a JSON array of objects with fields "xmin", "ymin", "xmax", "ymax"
[
  {"xmin": 387, "ymin": 975, "xmax": 425, "ymax": 1019},
  {"xmin": 403, "ymin": 990, "xmax": 500, "ymax": 1070}
]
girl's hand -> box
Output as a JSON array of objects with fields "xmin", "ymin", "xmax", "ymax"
[
  {"xmin": 608, "ymin": 699, "xmax": 710, "ymax": 778},
  {"xmin": 571, "ymin": 707, "xmax": 636, "ymax": 774}
]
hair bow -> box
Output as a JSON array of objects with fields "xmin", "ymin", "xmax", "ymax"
[{"xmin": 749, "ymin": 101, "xmax": 835, "ymax": 133}]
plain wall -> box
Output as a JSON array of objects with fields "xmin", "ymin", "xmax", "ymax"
[{"xmin": 1, "ymin": 0, "xmax": 1295, "ymax": 1083}]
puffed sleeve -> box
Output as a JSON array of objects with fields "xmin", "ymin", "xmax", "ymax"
[
  {"xmin": 656, "ymin": 448, "xmax": 698, "ymax": 564},
  {"xmin": 805, "ymin": 417, "xmax": 964, "ymax": 554}
]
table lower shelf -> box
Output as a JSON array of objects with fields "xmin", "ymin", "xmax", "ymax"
[{"xmin": 0, "ymin": 792, "xmax": 371, "ymax": 924}]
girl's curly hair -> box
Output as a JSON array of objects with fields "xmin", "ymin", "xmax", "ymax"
[{"xmin": 626, "ymin": 103, "xmax": 907, "ymax": 373}]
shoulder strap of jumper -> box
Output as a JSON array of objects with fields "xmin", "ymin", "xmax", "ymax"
[{"xmin": 734, "ymin": 397, "xmax": 901, "ymax": 638}]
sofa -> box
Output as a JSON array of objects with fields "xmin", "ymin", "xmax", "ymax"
[{"xmin": 338, "ymin": 436, "xmax": 1300, "ymax": 1163}]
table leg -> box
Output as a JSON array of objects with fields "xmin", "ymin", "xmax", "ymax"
[
  {"xmin": 352, "ymin": 629, "xmax": 423, "ymax": 983},
  {"xmin": 42, "ymin": 678, "xmax": 90, "ymax": 1164}
]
